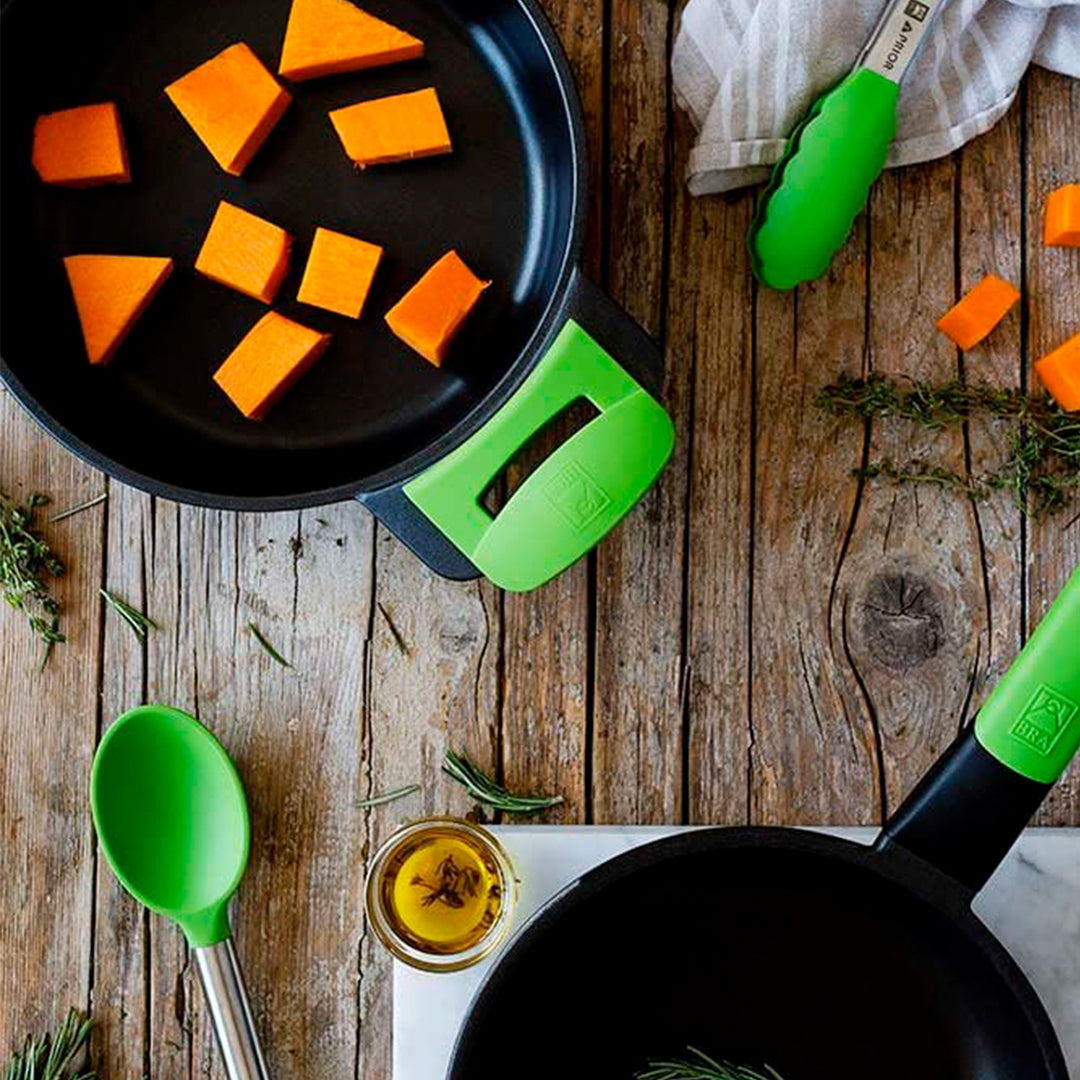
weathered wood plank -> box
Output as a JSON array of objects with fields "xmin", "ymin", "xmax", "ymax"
[
  {"xmin": 751, "ymin": 214, "xmax": 880, "ymax": 824},
  {"xmin": 357, "ymin": 533, "xmax": 500, "ymax": 1079},
  {"xmin": 832, "ymin": 157, "xmax": 986, "ymax": 817},
  {"xmin": 593, "ymin": 0, "xmax": 685, "ymax": 825},
  {"xmin": 1026, "ymin": 69, "xmax": 1080, "ymax": 824},
  {"xmin": 0, "ymin": 392, "xmax": 104, "ymax": 1050}
]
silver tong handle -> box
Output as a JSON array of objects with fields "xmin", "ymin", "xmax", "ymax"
[
  {"xmin": 855, "ymin": 0, "xmax": 947, "ymax": 83},
  {"xmin": 195, "ymin": 940, "xmax": 271, "ymax": 1080}
]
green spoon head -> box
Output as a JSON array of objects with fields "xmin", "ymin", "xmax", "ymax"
[{"xmin": 90, "ymin": 705, "xmax": 250, "ymax": 947}]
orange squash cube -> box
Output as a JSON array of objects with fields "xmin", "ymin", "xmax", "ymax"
[
  {"xmin": 329, "ymin": 87, "xmax": 451, "ymax": 168},
  {"xmin": 166, "ymin": 43, "xmax": 291, "ymax": 176},
  {"xmin": 64, "ymin": 255, "xmax": 173, "ymax": 365},
  {"xmin": 195, "ymin": 201, "xmax": 292, "ymax": 304},
  {"xmin": 1035, "ymin": 331, "xmax": 1080, "ymax": 412},
  {"xmin": 385, "ymin": 250, "xmax": 488, "ymax": 366},
  {"xmin": 297, "ymin": 227, "xmax": 383, "ymax": 319},
  {"xmin": 32, "ymin": 103, "xmax": 130, "ymax": 187},
  {"xmin": 1044, "ymin": 184, "xmax": 1080, "ymax": 248},
  {"xmin": 279, "ymin": 0, "xmax": 423, "ymax": 82},
  {"xmin": 214, "ymin": 311, "xmax": 332, "ymax": 420},
  {"xmin": 936, "ymin": 274, "xmax": 1020, "ymax": 351}
]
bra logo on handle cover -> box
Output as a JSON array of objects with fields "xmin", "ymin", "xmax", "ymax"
[{"xmin": 1011, "ymin": 686, "xmax": 1079, "ymax": 757}]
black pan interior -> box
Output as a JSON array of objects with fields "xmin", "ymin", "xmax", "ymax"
[
  {"xmin": 450, "ymin": 834, "xmax": 1055, "ymax": 1080},
  {"xmin": 0, "ymin": 0, "xmax": 578, "ymax": 504}
]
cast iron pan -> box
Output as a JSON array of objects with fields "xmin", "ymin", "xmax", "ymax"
[
  {"xmin": 0, "ymin": 0, "xmax": 673, "ymax": 589},
  {"xmin": 451, "ymin": 567, "xmax": 1080, "ymax": 1080}
]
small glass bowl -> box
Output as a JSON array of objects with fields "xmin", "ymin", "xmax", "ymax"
[{"xmin": 365, "ymin": 816, "xmax": 518, "ymax": 973}]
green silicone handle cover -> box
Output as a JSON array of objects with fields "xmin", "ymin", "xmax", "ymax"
[
  {"xmin": 403, "ymin": 320, "xmax": 675, "ymax": 592},
  {"xmin": 750, "ymin": 68, "xmax": 899, "ymax": 290},
  {"xmin": 976, "ymin": 564, "xmax": 1080, "ymax": 784}
]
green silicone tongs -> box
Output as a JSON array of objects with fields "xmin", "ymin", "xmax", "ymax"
[{"xmin": 749, "ymin": 0, "xmax": 947, "ymax": 289}]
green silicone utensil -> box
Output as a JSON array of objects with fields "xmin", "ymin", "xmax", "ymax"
[
  {"xmin": 90, "ymin": 705, "xmax": 269, "ymax": 1080},
  {"xmin": 750, "ymin": 0, "xmax": 946, "ymax": 289}
]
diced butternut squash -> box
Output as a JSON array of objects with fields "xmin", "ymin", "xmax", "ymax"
[
  {"xmin": 936, "ymin": 274, "xmax": 1020, "ymax": 351},
  {"xmin": 329, "ymin": 88, "xmax": 451, "ymax": 168},
  {"xmin": 195, "ymin": 201, "xmax": 292, "ymax": 304},
  {"xmin": 279, "ymin": 0, "xmax": 423, "ymax": 82},
  {"xmin": 214, "ymin": 311, "xmax": 332, "ymax": 419},
  {"xmin": 64, "ymin": 255, "xmax": 173, "ymax": 365},
  {"xmin": 32, "ymin": 103, "xmax": 130, "ymax": 187},
  {"xmin": 1044, "ymin": 184, "xmax": 1080, "ymax": 248},
  {"xmin": 297, "ymin": 227, "xmax": 383, "ymax": 318},
  {"xmin": 1035, "ymin": 331, "xmax": 1080, "ymax": 412},
  {"xmin": 385, "ymin": 250, "xmax": 488, "ymax": 366},
  {"xmin": 165, "ymin": 43, "xmax": 291, "ymax": 176}
]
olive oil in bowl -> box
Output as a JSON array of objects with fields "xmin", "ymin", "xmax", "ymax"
[{"xmin": 366, "ymin": 818, "xmax": 517, "ymax": 972}]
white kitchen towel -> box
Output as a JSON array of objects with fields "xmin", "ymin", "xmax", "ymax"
[{"xmin": 673, "ymin": 0, "xmax": 1080, "ymax": 195}]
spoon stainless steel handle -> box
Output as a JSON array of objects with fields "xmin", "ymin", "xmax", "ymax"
[{"xmin": 195, "ymin": 940, "xmax": 271, "ymax": 1080}]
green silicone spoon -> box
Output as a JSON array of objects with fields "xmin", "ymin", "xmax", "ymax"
[
  {"xmin": 90, "ymin": 705, "xmax": 269, "ymax": 1080},
  {"xmin": 750, "ymin": 0, "xmax": 946, "ymax": 289}
]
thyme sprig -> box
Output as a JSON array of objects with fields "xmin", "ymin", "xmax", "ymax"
[
  {"xmin": 816, "ymin": 374, "xmax": 1080, "ymax": 517},
  {"xmin": 100, "ymin": 589, "xmax": 158, "ymax": 640},
  {"xmin": 635, "ymin": 1048, "xmax": 784, "ymax": 1080},
  {"xmin": 443, "ymin": 750, "xmax": 563, "ymax": 815},
  {"xmin": 3, "ymin": 1007, "xmax": 95, "ymax": 1080},
  {"xmin": 0, "ymin": 492, "xmax": 64, "ymax": 667}
]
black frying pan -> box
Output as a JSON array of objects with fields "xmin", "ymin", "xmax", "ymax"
[
  {"xmin": 451, "ymin": 566, "xmax": 1080, "ymax": 1080},
  {"xmin": 0, "ymin": 0, "xmax": 673, "ymax": 592}
]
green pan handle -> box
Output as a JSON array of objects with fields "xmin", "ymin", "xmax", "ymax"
[
  {"xmin": 402, "ymin": 275, "xmax": 675, "ymax": 592},
  {"xmin": 750, "ymin": 68, "xmax": 899, "ymax": 290},
  {"xmin": 975, "ymin": 563, "xmax": 1080, "ymax": 783}
]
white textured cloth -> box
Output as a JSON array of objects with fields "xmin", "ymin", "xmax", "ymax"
[{"xmin": 673, "ymin": 0, "xmax": 1080, "ymax": 195}]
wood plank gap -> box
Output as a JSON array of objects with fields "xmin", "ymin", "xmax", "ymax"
[
  {"xmin": 745, "ymin": 274, "xmax": 759, "ymax": 825},
  {"xmin": 1018, "ymin": 77, "xmax": 1030, "ymax": 644}
]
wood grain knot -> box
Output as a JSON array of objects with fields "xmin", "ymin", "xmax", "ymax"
[{"xmin": 860, "ymin": 572, "xmax": 944, "ymax": 670}]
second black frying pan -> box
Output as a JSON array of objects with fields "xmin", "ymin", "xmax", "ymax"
[
  {"xmin": 451, "ymin": 566, "xmax": 1080, "ymax": 1079},
  {"xmin": 0, "ymin": 0, "xmax": 673, "ymax": 591}
]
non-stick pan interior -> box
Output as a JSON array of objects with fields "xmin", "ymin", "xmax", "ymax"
[
  {"xmin": 0, "ymin": 0, "xmax": 578, "ymax": 504},
  {"xmin": 450, "ymin": 836, "xmax": 1055, "ymax": 1080}
]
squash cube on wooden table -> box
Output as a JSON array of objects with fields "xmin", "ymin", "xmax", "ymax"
[
  {"xmin": 165, "ymin": 43, "xmax": 291, "ymax": 176},
  {"xmin": 279, "ymin": 0, "xmax": 423, "ymax": 81},
  {"xmin": 64, "ymin": 255, "xmax": 173, "ymax": 365},
  {"xmin": 195, "ymin": 201, "xmax": 292, "ymax": 304},
  {"xmin": 32, "ymin": 103, "xmax": 130, "ymax": 187},
  {"xmin": 329, "ymin": 88, "xmax": 451, "ymax": 168},
  {"xmin": 1044, "ymin": 184, "xmax": 1080, "ymax": 248},
  {"xmin": 385, "ymin": 250, "xmax": 488, "ymax": 366},
  {"xmin": 936, "ymin": 273, "xmax": 1020, "ymax": 351},
  {"xmin": 214, "ymin": 311, "xmax": 332, "ymax": 420},
  {"xmin": 297, "ymin": 227, "xmax": 383, "ymax": 318},
  {"xmin": 1035, "ymin": 332, "xmax": 1080, "ymax": 412}
]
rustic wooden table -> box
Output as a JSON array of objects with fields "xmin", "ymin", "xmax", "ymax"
[{"xmin": 2, "ymin": 1, "xmax": 1078, "ymax": 1075}]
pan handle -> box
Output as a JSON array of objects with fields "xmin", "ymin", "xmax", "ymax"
[
  {"xmin": 370, "ymin": 271, "xmax": 673, "ymax": 592},
  {"xmin": 876, "ymin": 563, "xmax": 1080, "ymax": 894}
]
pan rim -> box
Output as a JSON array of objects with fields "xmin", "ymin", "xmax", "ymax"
[
  {"xmin": 0, "ymin": 0, "xmax": 588, "ymax": 511},
  {"xmin": 448, "ymin": 825, "xmax": 1068, "ymax": 1079}
]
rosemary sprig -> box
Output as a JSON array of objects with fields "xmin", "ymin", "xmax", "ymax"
[
  {"xmin": 100, "ymin": 588, "xmax": 158, "ymax": 640},
  {"xmin": 247, "ymin": 622, "xmax": 292, "ymax": 667},
  {"xmin": 635, "ymin": 1047, "xmax": 784, "ymax": 1080},
  {"xmin": 3, "ymin": 1007, "xmax": 96, "ymax": 1080},
  {"xmin": 377, "ymin": 603, "xmax": 411, "ymax": 657},
  {"xmin": 1, "ymin": 491, "xmax": 65, "ymax": 667},
  {"xmin": 817, "ymin": 374, "xmax": 1080, "ymax": 517},
  {"xmin": 443, "ymin": 750, "xmax": 563, "ymax": 815},
  {"xmin": 357, "ymin": 783, "xmax": 421, "ymax": 809}
]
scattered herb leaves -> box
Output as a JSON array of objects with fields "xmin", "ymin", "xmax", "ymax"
[
  {"xmin": 357, "ymin": 783, "xmax": 421, "ymax": 809},
  {"xmin": 816, "ymin": 374, "xmax": 1080, "ymax": 517},
  {"xmin": 635, "ymin": 1048, "xmax": 784, "ymax": 1080},
  {"xmin": 248, "ymin": 622, "xmax": 292, "ymax": 668},
  {"xmin": 100, "ymin": 588, "xmax": 158, "ymax": 640},
  {"xmin": 49, "ymin": 493, "xmax": 107, "ymax": 524},
  {"xmin": 377, "ymin": 603, "xmax": 411, "ymax": 657},
  {"xmin": 3, "ymin": 1007, "xmax": 95, "ymax": 1080},
  {"xmin": 0, "ymin": 491, "xmax": 65, "ymax": 668},
  {"xmin": 443, "ymin": 750, "xmax": 563, "ymax": 815}
]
